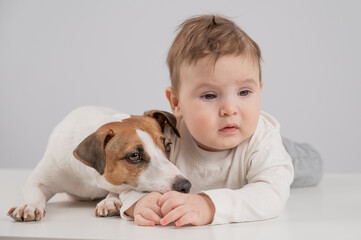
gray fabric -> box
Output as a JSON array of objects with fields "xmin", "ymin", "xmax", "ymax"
[{"xmin": 282, "ymin": 137, "xmax": 323, "ymax": 188}]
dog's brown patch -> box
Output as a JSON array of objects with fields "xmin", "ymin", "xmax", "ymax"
[{"xmin": 101, "ymin": 116, "xmax": 168, "ymax": 187}]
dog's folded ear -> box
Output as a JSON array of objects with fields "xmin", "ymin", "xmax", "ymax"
[
  {"xmin": 144, "ymin": 110, "xmax": 180, "ymax": 138},
  {"xmin": 73, "ymin": 129, "xmax": 114, "ymax": 175}
]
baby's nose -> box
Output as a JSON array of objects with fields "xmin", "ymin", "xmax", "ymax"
[{"xmin": 219, "ymin": 102, "xmax": 238, "ymax": 116}]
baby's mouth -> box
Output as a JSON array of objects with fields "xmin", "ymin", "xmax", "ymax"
[{"xmin": 219, "ymin": 125, "xmax": 239, "ymax": 133}]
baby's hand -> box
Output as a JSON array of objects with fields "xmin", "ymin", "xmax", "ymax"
[
  {"xmin": 129, "ymin": 192, "xmax": 163, "ymax": 226},
  {"xmin": 158, "ymin": 191, "xmax": 215, "ymax": 227}
]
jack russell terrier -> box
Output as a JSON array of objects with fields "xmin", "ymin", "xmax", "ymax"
[{"xmin": 8, "ymin": 106, "xmax": 191, "ymax": 222}]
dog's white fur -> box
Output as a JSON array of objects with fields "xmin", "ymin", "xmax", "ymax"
[{"xmin": 8, "ymin": 106, "xmax": 188, "ymax": 221}]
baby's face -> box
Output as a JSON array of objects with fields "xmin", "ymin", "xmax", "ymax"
[{"xmin": 175, "ymin": 55, "xmax": 262, "ymax": 151}]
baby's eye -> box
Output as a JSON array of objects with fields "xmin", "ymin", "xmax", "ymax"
[
  {"xmin": 238, "ymin": 90, "xmax": 251, "ymax": 96},
  {"xmin": 201, "ymin": 93, "xmax": 217, "ymax": 100}
]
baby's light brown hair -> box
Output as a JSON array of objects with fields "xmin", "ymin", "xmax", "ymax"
[{"xmin": 167, "ymin": 15, "xmax": 262, "ymax": 92}]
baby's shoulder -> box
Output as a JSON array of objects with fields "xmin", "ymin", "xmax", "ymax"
[
  {"xmin": 258, "ymin": 111, "xmax": 281, "ymax": 131},
  {"xmin": 247, "ymin": 111, "xmax": 283, "ymax": 150}
]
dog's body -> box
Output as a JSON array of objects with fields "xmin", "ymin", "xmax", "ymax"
[{"xmin": 8, "ymin": 106, "xmax": 191, "ymax": 221}]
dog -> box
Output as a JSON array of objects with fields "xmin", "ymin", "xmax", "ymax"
[{"xmin": 8, "ymin": 106, "xmax": 191, "ymax": 222}]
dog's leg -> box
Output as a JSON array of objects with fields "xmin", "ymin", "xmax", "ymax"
[
  {"xmin": 95, "ymin": 192, "xmax": 122, "ymax": 217},
  {"xmin": 8, "ymin": 156, "xmax": 57, "ymax": 222},
  {"xmin": 8, "ymin": 180, "xmax": 55, "ymax": 222}
]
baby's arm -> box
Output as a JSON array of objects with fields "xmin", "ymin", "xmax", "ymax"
[
  {"xmin": 204, "ymin": 138, "xmax": 294, "ymax": 224},
  {"xmin": 156, "ymin": 136, "xmax": 294, "ymax": 226}
]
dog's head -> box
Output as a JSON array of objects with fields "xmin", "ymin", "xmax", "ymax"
[{"xmin": 73, "ymin": 110, "xmax": 191, "ymax": 194}]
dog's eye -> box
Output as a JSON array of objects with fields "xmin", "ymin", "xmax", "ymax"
[
  {"xmin": 126, "ymin": 152, "xmax": 143, "ymax": 164},
  {"xmin": 162, "ymin": 137, "xmax": 172, "ymax": 153},
  {"xmin": 164, "ymin": 142, "xmax": 172, "ymax": 153}
]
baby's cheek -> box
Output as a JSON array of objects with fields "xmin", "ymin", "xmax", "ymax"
[
  {"xmin": 191, "ymin": 115, "xmax": 214, "ymax": 138},
  {"xmin": 247, "ymin": 110, "xmax": 260, "ymax": 133}
]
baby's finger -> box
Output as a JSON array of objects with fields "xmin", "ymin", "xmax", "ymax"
[
  {"xmin": 175, "ymin": 212, "xmax": 196, "ymax": 227},
  {"xmin": 160, "ymin": 206, "xmax": 187, "ymax": 226},
  {"xmin": 158, "ymin": 191, "xmax": 181, "ymax": 207},
  {"xmin": 160, "ymin": 196, "xmax": 185, "ymax": 217},
  {"xmin": 141, "ymin": 208, "xmax": 162, "ymax": 224},
  {"xmin": 134, "ymin": 213, "xmax": 155, "ymax": 226},
  {"xmin": 153, "ymin": 205, "xmax": 163, "ymax": 218}
]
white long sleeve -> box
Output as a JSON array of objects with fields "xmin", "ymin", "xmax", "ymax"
[
  {"xmin": 202, "ymin": 136, "xmax": 293, "ymax": 224},
  {"xmin": 119, "ymin": 190, "xmax": 146, "ymax": 221}
]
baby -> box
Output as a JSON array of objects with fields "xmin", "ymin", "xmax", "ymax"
[{"xmin": 119, "ymin": 15, "xmax": 319, "ymax": 226}]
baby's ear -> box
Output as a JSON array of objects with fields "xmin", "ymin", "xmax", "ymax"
[
  {"xmin": 144, "ymin": 110, "xmax": 180, "ymax": 138},
  {"xmin": 165, "ymin": 87, "xmax": 182, "ymax": 118}
]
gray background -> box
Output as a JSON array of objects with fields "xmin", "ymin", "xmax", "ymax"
[{"xmin": 1, "ymin": 0, "xmax": 360, "ymax": 173}]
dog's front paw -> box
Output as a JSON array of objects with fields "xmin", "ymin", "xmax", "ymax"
[
  {"xmin": 8, "ymin": 204, "xmax": 46, "ymax": 222},
  {"xmin": 95, "ymin": 197, "xmax": 122, "ymax": 217}
]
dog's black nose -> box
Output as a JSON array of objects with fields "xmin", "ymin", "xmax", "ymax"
[{"xmin": 173, "ymin": 177, "xmax": 192, "ymax": 193}]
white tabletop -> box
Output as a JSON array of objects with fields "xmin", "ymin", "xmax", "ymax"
[{"xmin": 0, "ymin": 169, "xmax": 360, "ymax": 240}]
